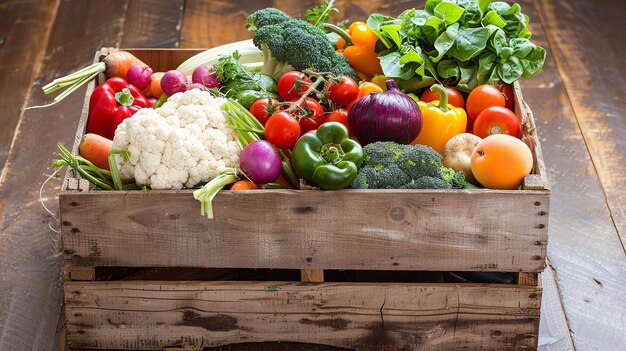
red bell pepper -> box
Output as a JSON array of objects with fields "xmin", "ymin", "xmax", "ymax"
[{"xmin": 87, "ymin": 77, "xmax": 150, "ymax": 140}]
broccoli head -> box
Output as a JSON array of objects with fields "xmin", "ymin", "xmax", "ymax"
[
  {"xmin": 351, "ymin": 142, "xmax": 465, "ymax": 190},
  {"xmin": 246, "ymin": 8, "xmax": 359, "ymax": 81}
]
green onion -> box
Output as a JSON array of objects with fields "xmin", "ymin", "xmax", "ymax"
[{"xmin": 193, "ymin": 169, "xmax": 240, "ymax": 219}]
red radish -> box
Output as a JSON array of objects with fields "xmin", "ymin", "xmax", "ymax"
[
  {"xmin": 192, "ymin": 64, "xmax": 220, "ymax": 88},
  {"xmin": 126, "ymin": 64, "xmax": 153, "ymax": 90},
  {"xmin": 79, "ymin": 133, "xmax": 113, "ymax": 170},
  {"xmin": 161, "ymin": 70, "xmax": 188, "ymax": 96}
]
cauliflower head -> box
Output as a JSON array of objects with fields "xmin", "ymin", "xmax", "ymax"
[{"xmin": 112, "ymin": 90, "xmax": 241, "ymax": 190}]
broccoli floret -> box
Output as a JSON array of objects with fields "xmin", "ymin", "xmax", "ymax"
[
  {"xmin": 245, "ymin": 8, "xmax": 292, "ymax": 30},
  {"xmin": 246, "ymin": 8, "xmax": 359, "ymax": 81},
  {"xmin": 351, "ymin": 142, "xmax": 465, "ymax": 190}
]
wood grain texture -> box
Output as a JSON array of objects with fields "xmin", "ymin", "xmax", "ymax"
[
  {"xmin": 535, "ymin": 0, "xmax": 626, "ymax": 250},
  {"xmin": 537, "ymin": 263, "xmax": 575, "ymax": 351},
  {"xmin": 180, "ymin": 0, "xmax": 273, "ymax": 48},
  {"xmin": 0, "ymin": 0, "xmax": 58, "ymax": 171},
  {"xmin": 301, "ymin": 270, "xmax": 325, "ymax": 282},
  {"xmin": 60, "ymin": 189, "xmax": 549, "ymax": 272},
  {"xmin": 0, "ymin": 1, "xmax": 129, "ymax": 350},
  {"xmin": 178, "ymin": 0, "xmax": 419, "ymax": 49},
  {"xmin": 518, "ymin": 1, "xmax": 626, "ymax": 350},
  {"xmin": 65, "ymin": 281, "xmax": 541, "ymax": 350},
  {"xmin": 121, "ymin": 0, "xmax": 185, "ymax": 48}
]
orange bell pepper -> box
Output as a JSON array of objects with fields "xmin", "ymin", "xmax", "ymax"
[
  {"xmin": 411, "ymin": 84, "xmax": 467, "ymax": 153},
  {"xmin": 336, "ymin": 22, "xmax": 383, "ymax": 78},
  {"xmin": 346, "ymin": 81, "xmax": 383, "ymax": 110}
]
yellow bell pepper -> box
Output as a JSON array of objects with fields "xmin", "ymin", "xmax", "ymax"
[
  {"xmin": 336, "ymin": 22, "xmax": 383, "ymax": 78},
  {"xmin": 411, "ymin": 84, "xmax": 467, "ymax": 154},
  {"xmin": 370, "ymin": 75, "xmax": 393, "ymax": 91}
]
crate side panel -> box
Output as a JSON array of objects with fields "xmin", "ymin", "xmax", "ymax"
[
  {"xmin": 60, "ymin": 190, "xmax": 549, "ymax": 272},
  {"xmin": 65, "ymin": 281, "xmax": 541, "ymax": 351},
  {"xmin": 124, "ymin": 48, "xmax": 204, "ymax": 72}
]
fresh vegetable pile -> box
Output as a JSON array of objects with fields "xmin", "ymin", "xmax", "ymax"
[{"xmin": 48, "ymin": 0, "xmax": 544, "ymax": 220}]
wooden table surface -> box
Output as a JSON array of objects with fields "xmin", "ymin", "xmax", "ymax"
[{"xmin": 0, "ymin": 1, "xmax": 624, "ymax": 350}]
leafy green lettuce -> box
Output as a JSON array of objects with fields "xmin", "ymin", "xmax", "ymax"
[{"xmin": 368, "ymin": 0, "xmax": 546, "ymax": 91}]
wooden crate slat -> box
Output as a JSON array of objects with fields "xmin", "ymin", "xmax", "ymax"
[
  {"xmin": 65, "ymin": 281, "xmax": 541, "ymax": 351},
  {"xmin": 60, "ymin": 189, "xmax": 549, "ymax": 272}
]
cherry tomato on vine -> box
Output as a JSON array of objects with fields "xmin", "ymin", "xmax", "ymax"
[
  {"xmin": 291, "ymin": 98, "xmax": 324, "ymax": 134},
  {"xmin": 249, "ymin": 98, "xmax": 279, "ymax": 126},
  {"xmin": 421, "ymin": 86, "xmax": 465, "ymax": 109},
  {"xmin": 496, "ymin": 82, "xmax": 515, "ymax": 110},
  {"xmin": 473, "ymin": 106, "xmax": 521, "ymax": 139},
  {"xmin": 278, "ymin": 71, "xmax": 312, "ymax": 101},
  {"xmin": 264, "ymin": 111, "xmax": 301, "ymax": 149},
  {"xmin": 324, "ymin": 108, "xmax": 352, "ymax": 135},
  {"xmin": 328, "ymin": 76, "xmax": 359, "ymax": 106}
]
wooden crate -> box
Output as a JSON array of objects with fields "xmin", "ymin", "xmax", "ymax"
[{"xmin": 60, "ymin": 48, "xmax": 550, "ymax": 351}]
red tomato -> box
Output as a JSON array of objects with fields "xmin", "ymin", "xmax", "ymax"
[
  {"xmin": 249, "ymin": 98, "xmax": 279, "ymax": 126},
  {"xmin": 420, "ymin": 86, "xmax": 465, "ymax": 109},
  {"xmin": 466, "ymin": 84, "xmax": 506, "ymax": 132},
  {"xmin": 278, "ymin": 71, "xmax": 312, "ymax": 101},
  {"xmin": 496, "ymin": 82, "xmax": 515, "ymax": 110},
  {"xmin": 473, "ymin": 106, "xmax": 521, "ymax": 139},
  {"xmin": 264, "ymin": 111, "xmax": 301, "ymax": 149},
  {"xmin": 291, "ymin": 98, "xmax": 324, "ymax": 133},
  {"xmin": 324, "ymin": 108, "xmax": 351, "ymax": 134},
  {"xmin": 328, "ymin": 76, "xmax": 359, "ymax": 106}
]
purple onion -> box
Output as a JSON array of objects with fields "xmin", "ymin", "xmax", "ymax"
[
  {"xmin": 126, "ymin": 64, "xmax": 153, "ymax": 90},
  {"xmin": 192, "ymin": 64, "xmax": 221, "ymax": 88},
  {"xmin": 349, "ymin": 80, "xmax": 422, "ymax": 145},
  {"xmin": 239, "ymin": 140, "xmax": 281, "ymax": 184},
  {"xmin": 161, "ymin": 70, "xmax": 188, "ymax": 96}
]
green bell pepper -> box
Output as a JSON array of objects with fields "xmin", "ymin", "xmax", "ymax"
[{"xmin": 293, "ymin": 122, "xmax": 364, "ymax": 190}]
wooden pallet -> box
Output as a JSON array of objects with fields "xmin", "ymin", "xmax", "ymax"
[{"xmin": 60, "ymin": 49, "xmax": 550, "ymax": 351}]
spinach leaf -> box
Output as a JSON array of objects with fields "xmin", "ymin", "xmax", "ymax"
[
  {"xmin": 477, "ymin": 51, "xmax": 497, "ymax": 84},
  {"xmin": 519, "ymin": 45, "xmax": 546, "ymax": 77},
  {"xmin": 380, "ymin": 51, "xmax": 418, "ymax": 80},
  {"xmin": 434, "ymin": 1, "xmax": 465, "ymax": 25},
  {"xmin": 447, "ymin": 26, "xmax": 490, "ymax": 61},
  {"xmin": 498, "ymin": 56, "xmax": 524, "ymax": 84},
  {"xmin": 423, "ymin": 16, "xmax": 445, "ymax": 44},
  {"xmin": 482, "ymin": 10, "xmax": 506, "ymax": 28},
  {"xmin": 366, "ymin": 0, "xmax": 545, "ymax": 90},
  {"xmin": 367, "ymin": 13, "xmax": 397, "ymax": 48},
  {"xmin": 425, "ymin": 0, "xmax": 444, "ymax": 14},
  {"xmin": 380, "ymin": 21, "xmax": 404, "ymax": 48},
  {"xmin": 431, "ymin": 22, "xmax": 459, "ymax": 62},
  {"xmin": 459, "ymin": 2, "xmax": 483, "ymax": 26},
  {"xmin": 437, "ymin": 59, "xmax": 461, "ymax": 82},
  {"xmin": 456, "ymin": 61, "xmax": 479, "ymax": 92}
]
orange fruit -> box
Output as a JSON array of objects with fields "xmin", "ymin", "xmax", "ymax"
[{"xmin": 470, "ymin": 134, "xmax": 533, "ymax": 189}]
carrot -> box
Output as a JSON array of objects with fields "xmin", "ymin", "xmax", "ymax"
[
  {"xmin": 79, "ymin": 133, "xmax": 113, "ymax": 170},
  {"xmin": 230, "ymin": 180, "xmax": 258, "ymax": 190},
  {"xmin": 102, "ymin": 51, "xmax": 146, "ymax": 80},
  {"xmin": 30, "ymin": 50, "xmax": 145, "ymax": 109},
  {"xmin": 146, "ymin": 72, "xmax": 165, "ymax": 98}
]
